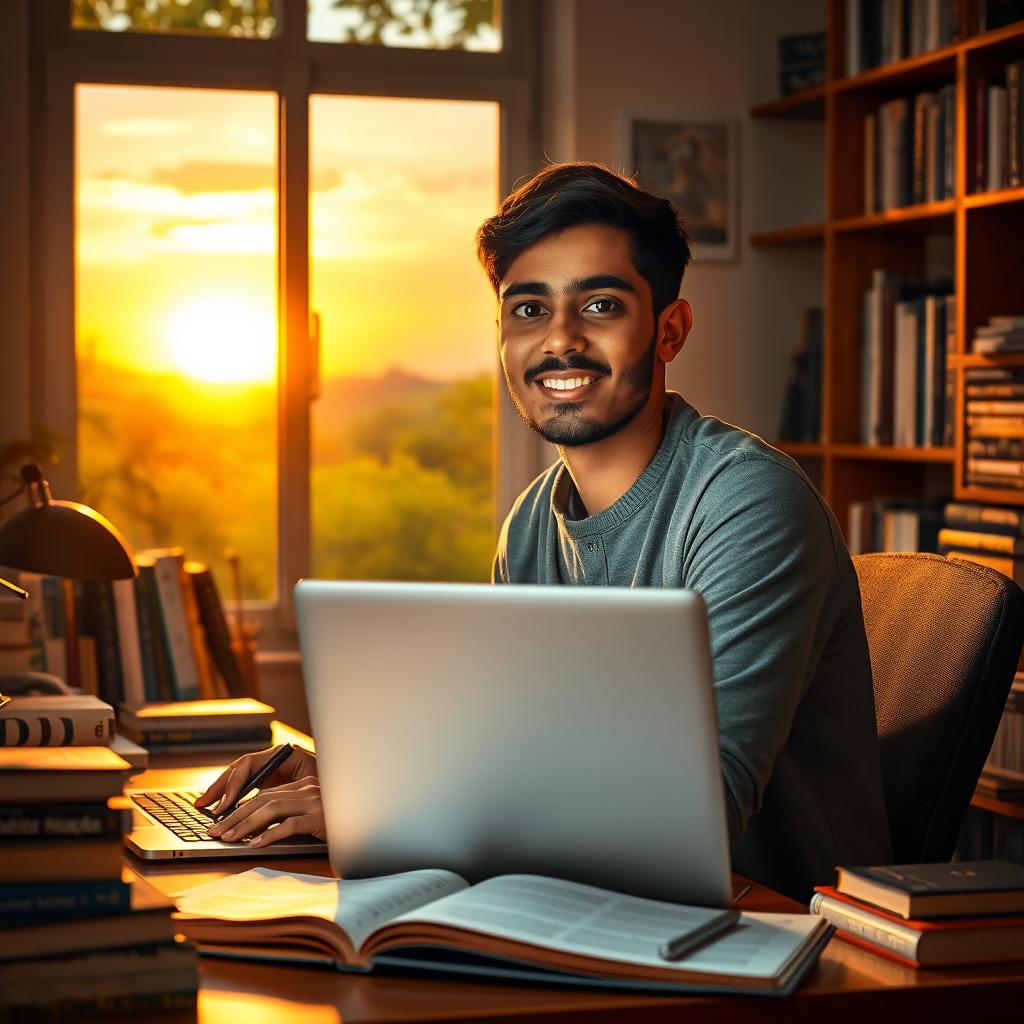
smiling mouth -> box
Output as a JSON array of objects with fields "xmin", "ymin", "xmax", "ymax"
[{"xmin": 537, "ymin": 376, "xmax": 602, "ymax": 397}]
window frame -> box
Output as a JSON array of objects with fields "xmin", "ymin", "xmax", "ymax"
[{"xmin": 29, "ymin": 0, "xmax": 544, "ymax": 645}]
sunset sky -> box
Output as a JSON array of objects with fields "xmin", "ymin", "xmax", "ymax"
[{"xmin": 75, "ymin": 84, "xmax": 500, "ymax": 384}]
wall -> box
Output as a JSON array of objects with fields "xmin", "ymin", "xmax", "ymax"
[{"xmin": 539, "ymin": 0, "xmax": 827, "ymax": 440}]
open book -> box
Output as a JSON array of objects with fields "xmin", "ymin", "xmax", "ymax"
[{"xmin": 173, "ymin": 868, "xmax": 831, "ymax": 995}]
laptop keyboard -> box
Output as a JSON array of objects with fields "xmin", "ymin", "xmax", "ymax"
[{"xmin": 131, "ymin": 790, "xmax": 245, "ymax": 843}]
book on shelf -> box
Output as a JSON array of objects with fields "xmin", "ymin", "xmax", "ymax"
[
  {"xmin": 945, "ymin": 499, "xmax": 1024, "ymax": 535},
  {"xmin": 172, "ymin": 867, "xmax": 832, "ymax": 996},
  {"xmin": 0, "ymin": 801, "xmax": 130, "ymax": 844},
  {"xmin": 943, "ymin": 547, "xmax": 1024, "ymax": 582},
  {"xmin": 185, "ymin": 560, "xmax": 247, "ymax": 698},
  {"xmin": 846, "ymin": 0, "xmax": 961, "ymax": 77},
  {"xmin": 0, "ymin": 694, "xmax": 115, "ymax": 748},
  {"xmin": 0, "ymin": 745, "xmax": 132, "ymax": 804},
  {"xmin": 975, "ymin": 0, "xmax": 1024, "ymax": 34},
  {"xmin": 0, "ymin": 877, "xmax": 133, "ymax": 927},
  {"xmin": 977, "ymin": 765, "xmax": 1024, "ymax": 797},
  {"xmin": 117, "ymin": 698, "xmax": 275, "ymax": 753},
  {"xmin": 777, "ymin": 31, "xmax": 826, "ymax": 96},
  {"xmin": 860, "ymin": 273, "xmax": 951, "ymax": 447},
  {"xmin": 846, "ymin": 497, "xmax": 946, "ymax": 555},
  {"xmin": 973, "ymin": 58, "xmax": 1024, "ymax": 192},
  {"xmin": 810, "ymin": 885, "xmax": 1024, "ymax": 967}
]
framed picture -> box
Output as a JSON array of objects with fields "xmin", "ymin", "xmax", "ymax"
[{"xmin": 622, "ymin": 110, "xmax": 739, "ymax": 263}]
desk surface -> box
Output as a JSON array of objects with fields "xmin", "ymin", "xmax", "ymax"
[{"xmin": 125, "ymin": 744, "xmax": 1024, "ymax": 1023}]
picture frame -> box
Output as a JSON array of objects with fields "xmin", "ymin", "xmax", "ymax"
[{"xmin": 621, "ymin": 109, "xmax": 739, "ymax": 263}]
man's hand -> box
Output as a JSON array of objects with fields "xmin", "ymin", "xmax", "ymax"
[{"xmin": 194, "ymin": 745, "xmax": 325, "ymax": 847}]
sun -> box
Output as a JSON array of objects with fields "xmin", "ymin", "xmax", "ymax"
[{"xmin": 166, "ymin": 297, "xmax": 276, "ymax": 383}]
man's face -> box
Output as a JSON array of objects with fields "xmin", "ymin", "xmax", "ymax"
[{"xmin": 497, "ymin": 224, "xmax": 662, "ymax": 447}]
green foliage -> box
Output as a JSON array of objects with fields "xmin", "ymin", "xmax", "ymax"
[
  {"xmin": 330, "ymin": 0, "xmax": 497, "ymax": 47},
  {"xmin": 71, "ymin": 0, "xmax": 276, "ymax": 38},
  {"xmin": 78, "ymin": 356, "xmax": 494, "ymax": 599}
]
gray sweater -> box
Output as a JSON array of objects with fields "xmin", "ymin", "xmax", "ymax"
[{"xmin": 493, "ymin": 393, "xmax": 892, "ymax": 900}]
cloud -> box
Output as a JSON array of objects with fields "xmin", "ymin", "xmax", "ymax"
[{"xmin": 151, "ymin": 160, "xmax": 274, "ymax": 193}]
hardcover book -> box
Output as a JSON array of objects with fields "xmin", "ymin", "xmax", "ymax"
[
  {"xmin": 0, "ymin": 695, "xmax": 115, "ymax": 748},
  {"xmin": 811, "ymin": 886, "xmax": 1024, "ymax": 968},
  {"xmin": 173, "ymin": 867, "xmax": 832, "ymax": 996},
  {"xmin": 835, "ymin": 860, "xmax": 1024, "ymax": 917}
]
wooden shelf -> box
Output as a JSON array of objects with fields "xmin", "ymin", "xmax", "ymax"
[
  {"xmin": 830, "ymin": 445, "xmax": 956, "ymax": 463},
  {"xmin": 964, "ymin": 185, "xmax": 1024, "ymax": 209},
  {"xmin": 972, "ymin": 792, "xmax": 1024, "ymax": 822},
  {"xmin": 750, "ymin": 85, "xmax": 827, "ymax": 120},
  {"xmin": 749, "ymin": 223, "xmax": 825, "ymax": 247},
  {"xmin": 963, "ymin": 18, "xmax": 1024, "ymax": 56},
  {"xmin": 833, "ymin": 200, "xmax": 955, "ymax": 233},
  {"xmin": 951, "ymin": 353, "xmax": 1024, "ymax": 367},
  {"xmin": 833, "ymin": 46, "xmax": 958, "ymax": 94}
]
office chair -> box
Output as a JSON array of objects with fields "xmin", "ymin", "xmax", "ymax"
[{"xmin": 853, "ymin": 552, "xmax": 1024, "ymax": 863}]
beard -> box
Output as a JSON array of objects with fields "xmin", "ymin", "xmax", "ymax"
[{"xmin": 507, "ymin": 332, "xmax": 657, "ymax": 447}]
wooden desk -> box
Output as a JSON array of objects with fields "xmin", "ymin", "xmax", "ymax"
[{"xmin": 126, "ymin": 744, "xmax": 1024, "ymax": 1023}]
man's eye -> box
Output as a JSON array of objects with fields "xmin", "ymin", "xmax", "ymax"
[
  {"xmin": 584, "ymin": 297, "xmax": 619, "ymax": 314},
  {"xmin": 512, "ymin": 302, "xmax": 546, "ymax": 319}
]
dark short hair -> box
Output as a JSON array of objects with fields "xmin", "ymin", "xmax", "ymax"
[{"xmin": 475, "ymin": 162, "xmax": 691, "ymax": 315}]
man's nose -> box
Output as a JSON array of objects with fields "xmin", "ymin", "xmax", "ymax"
[{"xmin": 542, "ymin": 309, "xmax": 585, "ymax": 355}]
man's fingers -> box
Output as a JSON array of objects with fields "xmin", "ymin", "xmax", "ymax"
[
  {"xmin": 250, "ymin": 814, "xmax": 322, "ymax": 847},
  {"xmin": 212, "ymin": 795, "xmax": 309, "ymax": 842}
]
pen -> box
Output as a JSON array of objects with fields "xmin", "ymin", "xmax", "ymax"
[
  {"xmin": 215, "ymin": 744, "xmax": 295, "ymax": 821},
  {"xmin": 658, "ymin": 908, "xmax": 741, "ymax": 962}
]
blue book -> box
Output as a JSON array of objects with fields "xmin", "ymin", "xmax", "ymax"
[{"xmin": 0, "ymin": 879, "xmax": 130, "ymax": 927}]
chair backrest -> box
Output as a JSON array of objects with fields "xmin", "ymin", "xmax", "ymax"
[{"xmin": 853, "ymin": 552, "xmax": 1024, "ymax": 863}]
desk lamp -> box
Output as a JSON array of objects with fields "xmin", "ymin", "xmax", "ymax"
[{"xmin": 0, "ymin": 463, "xmax": 137, "ymax": 691}]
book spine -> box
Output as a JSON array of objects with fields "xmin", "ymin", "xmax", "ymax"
[
  {"xmin": 1009, "ymin": 60, "xmax": 1022, "ymax": 188},
  {"xmin": 0, "ymin": 879, "xmax": 130, "ymax": 926},
  {"xmin": 151, "ymin": 555, "xmax": 201, "ymax": 701},
  {"xmin": 847, "ymin": 0, "xmax": 863, "ymax": 75},
  {"xmin": 976, "ymin": 73, "xmax": 988, "ymax": 191},
  {"xmin": 0, "ymin": 803, "xmax": 128, "ymax": 842},
  {"xmin": 188, "ymin": 567, "xmax": 246, "ymax": 698},
  {"xmin": 864, "ymin": 111, "xmax": 877, "ymax": 211},
  {"xmin": 0, "ymin": 707, "xmax": 114, "ymax": 747},
  {"xmin": 0, "ymin": 988, "xmax": 197, "ymax": 1023},
  {"xmin": 944, "ymin": 84, "xmax": 956, "ymax": 197},
  {"xmin": 178, "ymin": 566, "xmax": 215, "ymax": 700},
  {"xmin": 112, "ymin": 579, "xmax": 147, "ymax": 708},
  {"xmin": 946, "ymin": 548, "xmax": 1024, "ymax": 584},
  {"xmin": 136, "ymin": 563, "xmax": 174, "ymax": 703},
  {"xmin": 810, "ymin": 891, "xmax": 922, "ymax": 963},
  {"xmin": 966, "ymin": 457, "xmax": 1024, "ymax": 476},
  {"xmin": 80, "ymin": 580, "xmax": 124, "ymax": 706},
  {"xmin": 0, "ymin": 840, "xmax": 123, "ymax": 883},
  {"xmin": 913, "ymin": 92, "xmax": 927, "ymax": 203},
  {"xmin": 120, "ymin": 726, "xmax": 272, "ymax": 745},
  {"xmin": 938, "ymin": 528, "xmax": 1024, "ymax": 554},
  {"xmin": 945, "ymin": 502, "xmax": 1024, "ymax": 534},
  {"xmin": 988, "ymin": 85, "xmax": 1007, "ymax": 190}
]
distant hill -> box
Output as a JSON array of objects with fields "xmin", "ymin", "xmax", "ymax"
[{"xmin": 314, "ymin": 367, "xmax": 451, "ymax": 423}]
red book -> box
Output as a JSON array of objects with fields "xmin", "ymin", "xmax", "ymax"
[{"xmin": 811, "ymin": 886, "xmax": 1024, "ymax": 968}]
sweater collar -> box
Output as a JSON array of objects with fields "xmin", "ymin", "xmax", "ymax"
[{"xmin": 551, "ymin": 392, "xmax": 692, "ymax": 536}]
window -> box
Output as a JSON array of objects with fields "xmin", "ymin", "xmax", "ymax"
[
  {"xmin": 75, "ymin": 84, "xmax": 279, "ymax": 600},
  {"xmin": 309, "ymin": 95, "xmax": 499, "ymax": 581},
  {"xmin": 29, "ymin": 0, "xmax": 537, "ymax": 635}
]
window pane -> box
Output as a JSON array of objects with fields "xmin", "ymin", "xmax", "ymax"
[
  {"xmin": 308, "ymin": 0, "xmax": 501, "ymax": 51},
  {"xmin": 76, "ymin": 85, "xmax": 278, "ymax": 601},
  {"xmin": 71, "ymin": 0, "xmax": 277, "ymax": 39},
  {"xmin": 309, "ymin": 95, "xmax": 499, "ymax": 581}
]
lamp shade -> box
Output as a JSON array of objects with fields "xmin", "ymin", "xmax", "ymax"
[{"xmin": 0, "ymin": 500, "xmax": 136, "ymax": 581}]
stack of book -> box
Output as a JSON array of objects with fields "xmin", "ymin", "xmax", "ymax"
[
  {"xmin": 939, "ymin": 500, "xmax": 1024, "ymax": 578},
  {"xmin": 845, "ymin": 0, "xmax": 962, "ymax": 77},
  {"xmin": 973, "ymin": 58, "xmax": 1024, "ymax": 192},
  {"xmin": 117, "ymin": 697, "xmax": 275, "ymax": 758},
  {"xmin": 811, "ymin": 861, "xmax": 1024, "ymax": 968},
  {"xmin": 19, "ymin": 548, "xmax": 250, "ymax": 708},
  {"xmin": 777, "ymin": 308, "xmax": 824, "ymax": 443},
  {"xmin": 971, "ymin": 316, "xmax": 1024, "ymax": 355},
  {"xmin": 859, "ymin": 271, "xmax": 954, "ymax": 448},
  {"xmin": 863, "ymin": 87, "xmax": 956, "ymax": 212},
  {"xmin": 777, "ymin": 31, "xmax": 826, "ymax": 97},
  {"xmin": 0, "ymin": 695, "xmax": 198, "ymax": 1019},
  {"xmin": 846, "ymin": 497, "xmax": 945, "ymax": 555}
]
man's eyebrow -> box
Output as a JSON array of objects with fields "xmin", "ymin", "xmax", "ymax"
[
  {"xmin": 500, "ymin": 281, "xmax": 551, "ymax": 302},
  {"xmin": 499, "ymin": 274, "xmax": 637, "ymax": 303}
]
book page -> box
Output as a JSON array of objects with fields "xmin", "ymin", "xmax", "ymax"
[
  {"xmin": 174, "ymin": 866, "xmax": 467, "ymax": 952},
  {"xmin": 385, "ymin": 875, "xmax": 820, "ymax": 978}
]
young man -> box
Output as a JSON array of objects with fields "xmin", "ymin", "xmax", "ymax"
[{"xmin": 200, "ymin": 162, "xmax": 891, "ymax": 902}]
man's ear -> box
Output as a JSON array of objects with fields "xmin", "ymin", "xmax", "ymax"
[{"xmin": 656, "ymin": 299, "xmax": 692, "ymax": 365}]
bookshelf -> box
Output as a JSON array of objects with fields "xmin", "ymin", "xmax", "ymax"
[{"xmin": 754, "ymin": 3, "xmax": 1024, "ymax": 533}]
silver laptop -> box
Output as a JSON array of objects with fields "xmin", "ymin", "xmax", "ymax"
[
  {"xmin": 124, "ymin": 786, "xmax": 327, "ymax": 861},
  {"xmin": 295, "ymin": 580, "xmax": 732, "ymax": 907}
]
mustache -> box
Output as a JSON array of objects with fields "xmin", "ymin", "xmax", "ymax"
[{"xmin": 524, "ymin": 355, "xmax": 611, "ymax": 385}]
